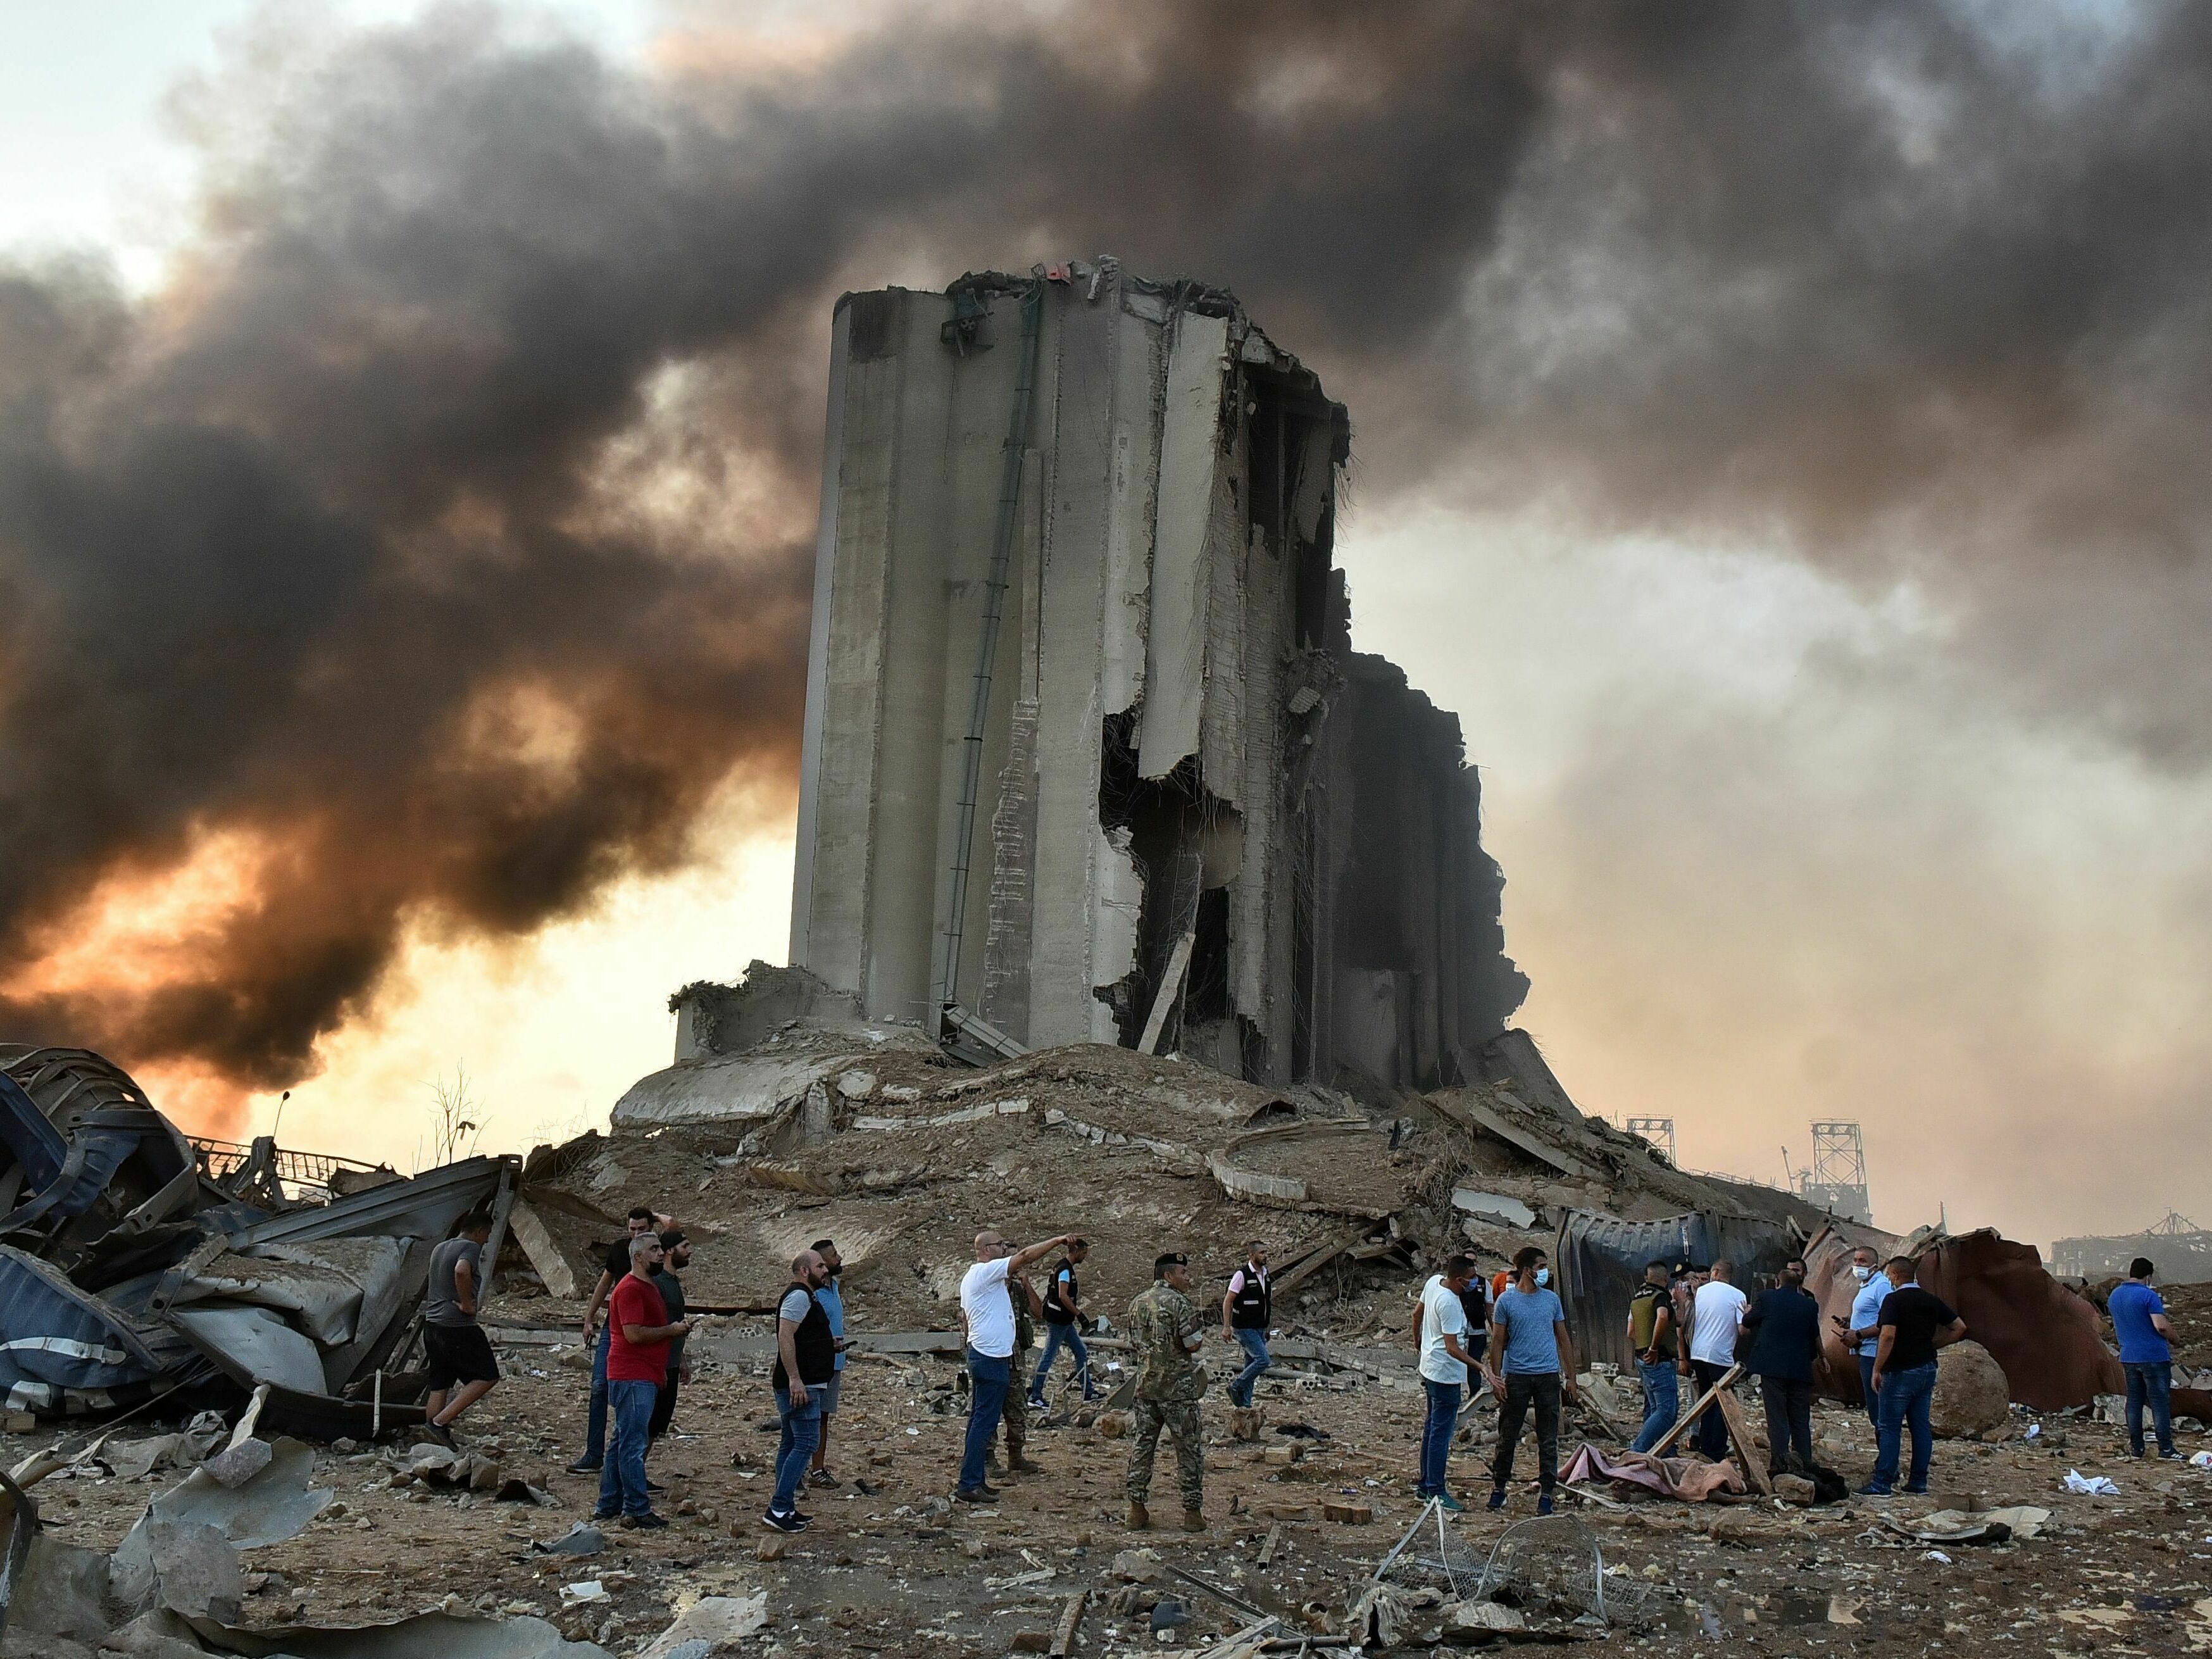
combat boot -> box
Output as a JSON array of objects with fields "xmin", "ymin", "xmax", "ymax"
[
  {"xmin": 1182, "ymin": 1506, "xmax": 1207, "ymax": 1532},
  {"xmin": 1126, "ymin": 1499, "xmax": 1151, "ymax": 1531},
  {"xmin": 1007, "ymin": 1451, "xmax": 1044, "ymax": 1474}
]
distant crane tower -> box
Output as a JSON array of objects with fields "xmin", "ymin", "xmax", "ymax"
[
  {"xmin": 1796, "ymin": 1120, "xmax": 1872, "ymax": 1224},
  {"xmin": 1624, "ymin": 1117, "xmax": 1677, "ymax": 1167}
]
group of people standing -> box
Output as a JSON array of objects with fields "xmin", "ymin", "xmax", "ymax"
[
  {"xmin": 418, "ymin": 1200, "xmax": 2182, "ymax": 1537},
  {"xmin": 1615, "ymin": 1248, "xmax": 1969, "ymax": 1496}
]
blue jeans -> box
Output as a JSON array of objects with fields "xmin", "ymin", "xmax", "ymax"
[
  {"xmin": 1030, "ymin": 1322, "xmax": 1093, "ymax": 1405},
  {"xmin": 1871, "ymin": 1360, "xmax": 1937, "ymax": 1491},
  {"xmin": 1418, "ymin": 1379, "xmax": 1461, "ymax": 1496},
  {"xmin": 1630, "ymin": 1358, "xmax": 1678, "ymax": 1454},
  {"xmin": 1230, "ymin": 1328, "xmax": 1272, "ymax": 1408},
  {"xmin": 596, "ymin": 1377, "xmax": 657, "ymax": 1517},
  {"xmin": 2126, "ymin": 1361, "xmax": 2175, "ymax": 1456},
  {"xmin": 959, "ymin": 1348, "xmax": 1011, "ymax": 1494},
  {"xmin": 579, "ymin": 1324, "xmax": 611, "ymax": 1465},
  {"xmin": 1858, "ymin": 1354, "xmax": 1879, "ymax": 1427},
  {"xmin": 773, "ymin": 1386, "xmax": 823, "ymax": 1513}
]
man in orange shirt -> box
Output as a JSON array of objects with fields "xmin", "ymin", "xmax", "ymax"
[{"xmin": 595, "ymin": 1233, "xmax": 693, "ymax": 1528}]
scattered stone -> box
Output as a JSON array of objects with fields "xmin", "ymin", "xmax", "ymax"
[
  {"xmin": 756, "ymin": 1536, "xmax": 789, "ymax": 1562},
  {"xmin": 1113, "ymin": 1549, "xmax": 1161, "ymax": 1582},
  {"xmin": 1322, "ymin": 1500, "xmax": 1372, "ymax": 1524},
  {"xmin": 1446, "ymin": 1600, "xmax": 1528, "ymax": 1634},
  {"xmin": 1775, "ymin": 1474, "xmax": 1818, "ymax": 1506}
]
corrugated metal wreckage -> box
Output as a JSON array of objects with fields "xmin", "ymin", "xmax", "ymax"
[{"xmin": 0, "ymin": 1046, "xmax": 515, "ymax": 1437}]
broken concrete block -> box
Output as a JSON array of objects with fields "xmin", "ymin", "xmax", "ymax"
[
  {"xmin": 1228, "ymin": 1406, "xmax": 1265, "ymax": 1442},
  {"xmin": 1263, "ymin": 1444, "xmax": 1301, "ymax": 1466},
  {"xmin": 837, "ymin": 1070, "xmax": 878, "ymax": 1098},
  {"xmin": 3, "ymin": 1412, "xmax": 34, "ymax": 1433},
  {"xmin": 639, "ymin": 1593, "xmax": 770, "ymax": 1659},
  {"xmin": 1010, "ymin": 1633, "xmax": 1053, "ymax": 1654},
  {"xmin": 1113, "ymin": 1548, "xmax": 1161, "ymax": 1582},
  {"xmin": 756, "ymin": 1536, "xmax": 790, "ymax": 1562},
  {"xmin": 1096, "ymin": 1411, "xmax": 1129, "ymax": 1437},
  {"xmin": 1321, "ymin": 1499, "xmax": 1372, "ymax": 1524},
  {"xmin": 1774, "ymin": 1475, "xmax": 1817, "ymax": 1506},
  {"xmin": 1444, "ymin": 1600, "xmax": 1528, "ymax": 1635},
  {"xmin": 201, "ymin": 1436, "xmax": 275, "ymax": 1490}
]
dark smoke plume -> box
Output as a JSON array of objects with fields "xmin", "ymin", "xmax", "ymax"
[{"xmin": 3, "ymin": 1, "xmax": 2208, "ymax": 1110}]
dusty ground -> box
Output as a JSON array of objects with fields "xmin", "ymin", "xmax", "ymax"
[{"xmin": 17, "ymin": 1279, "xmax": 2212, "ymax": 1658}]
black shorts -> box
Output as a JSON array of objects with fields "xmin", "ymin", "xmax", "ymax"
[{"xmin": 423, "ymin": 1324, "xmax": 500, "ymax": 1389}]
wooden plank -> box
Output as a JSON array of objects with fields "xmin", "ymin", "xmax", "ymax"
[
  {"xmin": 1138, "ymin": 932, "xmax": 1197, "ymax": 1055},
  {"xmin": 1048, "ymin": 1590, "xmax": 1087, "ymax": 1658},
  {"xmin": 1649, "ymin": 1362, "xmax": 1742, "ymax": 1458},
  {"xmin": 477, "ymin": 1158, "xmax": 517, "ymax": 1304},
  {"xmin": 1270, "ymin": 1227, "xmax": 1372, "ymax": 1299},
  {"xmin": 1714, "ymin": 1387, "xmax": 1773, "ymax": 1497},
  {"xmin": 1257, "ymin": 1522, "xmax": 1282, "ymax": 1568}
]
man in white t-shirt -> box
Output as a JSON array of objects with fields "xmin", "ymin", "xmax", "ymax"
[
  {"xmin": 1412, "ymin": 1253, "xmax": 1479, "ymax": 1508},
  {"xmin": 1683, "ymin": 1259, "xmax": 1747, "ymax": 1462},
  {"xmin": 956, "ymin": 1227, "xmax": 1077, "ymax": 1501}
]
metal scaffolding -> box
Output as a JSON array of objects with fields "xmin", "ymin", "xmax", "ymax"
[
  {"xmin": 1794, "ymin": 1120, "xmax": 1871, "ymax": 1223},
  {"xmin": 1623, "ymin": 1117, "xmax": 1676, "ymax": 1167}
]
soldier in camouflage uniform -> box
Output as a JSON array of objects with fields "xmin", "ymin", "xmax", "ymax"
[
  {"xmin": 994, "ymin": 1269, "xmax": 1044, "ymax": 1474},
  {"xmin": 1125, "ymin": 1251, "xmax": 1208, "ymax": 1531}
]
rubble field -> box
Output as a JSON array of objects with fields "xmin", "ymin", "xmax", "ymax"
[{"xmin": 11, "ymin": 1280, "xmax": 2212, "ymax": 1659}]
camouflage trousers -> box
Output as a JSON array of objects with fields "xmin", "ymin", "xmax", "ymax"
[
  {"xmin": 1125, "ymin": 1397, "xmax": 1204, "ymax": 1508},
  {"xmin": 999, "ymin": 1353, "xmax": 1028, "ymax": 1453}
]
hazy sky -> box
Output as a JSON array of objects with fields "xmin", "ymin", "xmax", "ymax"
[{"xmin": 5, "ymin": 1, "xmax": 2208, "ymax": 1248}]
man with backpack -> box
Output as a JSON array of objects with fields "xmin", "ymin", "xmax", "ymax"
[
  {"xmin": 1028, "ymin": 1238, "xmax": 1098, "ymax": 1408},
  {"xmin": 1220, "ymin": 1241, "xmax": 1273, "ymax": 1410}
]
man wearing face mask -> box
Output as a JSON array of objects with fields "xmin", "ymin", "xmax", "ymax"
[
  {"xmin": 1484, "ymin": 1246, "xmax": 1578, "ymax": 1515},
  {"xmin": 808, "ymin": 1239, "xmax": 854, "ymax": 1490},
  {"xmin": 1740, "ymin": 1255, "xmax": 1823, "ymax": 1476},
  {"xmin": 1838, "ymin": 1244, "xmax": 1890, "ymax": 1427}
]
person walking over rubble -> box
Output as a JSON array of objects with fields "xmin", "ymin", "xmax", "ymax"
[
  {"xmin": 1862, "ymin": 1257, "xmax": 1966, "ymax": 1496},
  {"xmin": 596, "ymin": 1232, "xmax": 693, "ymax": 1529},
  {"xmin": 1028, "ymin": 1237, "xmax": 1097, "ymax": 1408},
  {"xmin": 569, "ymin": 1205, "xmax": 667, "ymax": 1475},
  {"xmin": 1839, "ymin": 1243, "xmax": 1890, "ymax": 1427},
  {"xmin": 1125, "ymin": 1251, "xmax": 1209, "ymax": 1532},
  {"xmin": 422, "ymin": 1208, "xmax": 499, "ymax": 1444},
  {"xmin": 1415, "ymin": 1253, "xmax": 1481, "ymax": 1508},
  {"xmin": 808, "ymin": 1239, "xmax": 854, "ymax": 1489},
  {"xmin": 1741, "ymin": 1255, "xmax": 1822, "ymax": 1476},
  {"xmin": 1484, "ymin": 1246, "xmax": 1578, "ymax": 1514},
  {"xmin": 646, "ymin": 1230, "xmax": 691, "ymax": 1446},
  {"xmin": 767, "ymin": 1248, "xmax": 838, "ymax": 1532},
  {"xmin": 1222, "ymin": 1241, "xmax": 1273, "ymax": 1410},
  {"xmin": 956, "ymin": 1229, "xmax": 1077, "ymax": 1503},
  {"xmin": 2110, "ymin": 1257, "xmax": 2179, "ymax": 1460},
  {"xmin": 1683, "ymin": 1260, "xmax": 1747, "ymax": 1463},
  {"xmin": 1625, "ymin": 1260, "xmax": 1678, "ymax": 1455}
]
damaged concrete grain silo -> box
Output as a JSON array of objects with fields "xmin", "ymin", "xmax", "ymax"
[{"xmin": 787, "ymin": 261, "xmax": 1527, "ymax": 1095}]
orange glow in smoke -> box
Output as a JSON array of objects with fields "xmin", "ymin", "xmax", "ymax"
[{"xmin": 2, "ymin": 827, "xmax": 275, "ymax": 1139}]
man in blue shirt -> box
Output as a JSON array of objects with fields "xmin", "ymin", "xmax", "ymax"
[
  {"xmin": 2111, "ymin": 1256, "xmax": 2179, "ymax": 1460},
  {"xmin": 1483, "ymin": 1246, "xmax": 1580, "ymax": 1515},
  {"xmin": 1839, "ymin": 1244, "xmax": 1890, "ymax": 1427},
  {"xmin": 808, "ymin": 1238, "xmax": 854, "ymax": 1489}
]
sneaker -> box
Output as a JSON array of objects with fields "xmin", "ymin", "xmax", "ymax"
[
  {"xmin": 762, "ymin": 1508, "xmax": 808, "ymax": 1534},
  {"xmin": 422, "ymin": 1421, "xmax": 455, "ymax": 1449},
  {"xmin": 2159, "ymin": 1449, "xmax": 2184, "ymax": 1461},
  {"xmin": 1025, "ymin": 1396, "xmax": 1046, "ymax": 1411},
  {"xmin": 1858, "ymin": 1482, "xmax": 1894, "ymax": 1496},
  {"xmin": 592, "ymin": 1507, "xmax": 619, "ymax": 1520},
  {"xmin": 1437, "ymin": 1493, "xmax": 1465, "ymax": 1513},
  {"xmin": 953, "ymin": 1486, "xmax": 998, "ymax": 1504},
  {"xmin": 566, "ymin": 1460, "xmax": 603, "ymax": 1475},
  {"xmin": 807, "ymin": 1468, "xmax": 840, "ymax": 1489},
  {"xmin": 1537, "ymin": 1493, "xmax": 1554, "ymax": 1517},
  {"xmin": 1901, "ymin": 1484, "xmax": 1929, "ymax": 1496},
  {"xmin": 1486, "ymin": 1487, "xmax": 1507, "ymax": 1512},
  {"xmin": 622, "ymin": 1512, "xmax": 669, "ymax": 1530}
]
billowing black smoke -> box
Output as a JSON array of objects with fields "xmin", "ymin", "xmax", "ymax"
[{"xmin": 3, "ymin": 0, "xmax": 2207, "ymax": 1104}]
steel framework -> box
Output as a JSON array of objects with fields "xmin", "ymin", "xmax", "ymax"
[
  {"xmin": 1623, "ymin": 1117, "xmax": 1676, "ymax": 1167},
  {"xmin": 1796, "ymin": 1120, "xmax": 1871, "ymax": 1223}
]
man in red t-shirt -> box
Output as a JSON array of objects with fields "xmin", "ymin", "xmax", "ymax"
[{"xmin": 596, "ymin": 1233, "xmax": 693, "ymax": 1527}]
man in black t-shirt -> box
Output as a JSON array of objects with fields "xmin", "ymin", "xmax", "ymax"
[{"xmin": 1863, "ymin": 1256, "xmax": 1966, "ymax": 1496}]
